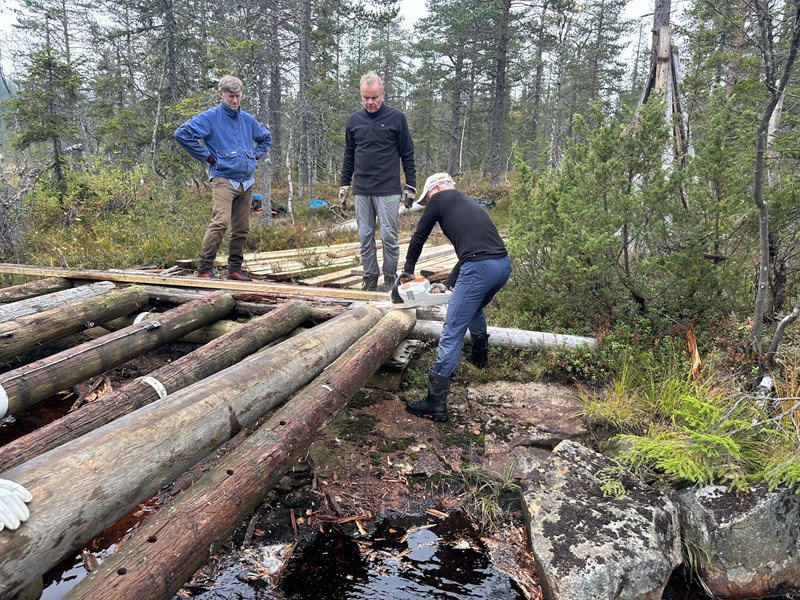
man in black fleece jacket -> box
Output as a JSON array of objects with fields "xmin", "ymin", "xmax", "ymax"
[
  {"xmin": 339, "ymin": 72, "xmax": 416, "ymax": 291},
  {"xmin": 401, "ymin": 172, "xmax": 511, "ymax": 422}
]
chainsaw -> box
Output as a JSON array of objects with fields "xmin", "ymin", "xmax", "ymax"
[{"xmin": 388, "ymin": 275, "xmax": 452, "ymax": 308}]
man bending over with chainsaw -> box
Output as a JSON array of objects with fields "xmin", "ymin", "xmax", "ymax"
[{"xmin": 399, "ymin": 172, "xmax": 511, "ymax": 423}]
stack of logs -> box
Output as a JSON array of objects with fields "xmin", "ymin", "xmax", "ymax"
[
  {"xmin": 0, "ymin": 276, "xmax": 414, "ymax": 600},
  {"xmin": 0, "ymin": 274, "xmax": 594, "ymax": 600}
]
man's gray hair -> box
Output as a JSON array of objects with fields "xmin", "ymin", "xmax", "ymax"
[
  {"xmin": 218, "ymin": 75, "xmax": 243, "ymax": 94},
  {"xmin": 359, "ymin": 72, "xmax": 383, "ymax": 91}
]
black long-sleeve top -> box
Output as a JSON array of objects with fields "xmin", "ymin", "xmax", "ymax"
[
  {"xmin": 340, "ymin": 103, "xmax": 416, "ymax": 195},
  {"xmin": 403, "ymin": 189, "xmax": 507, "ymax": 285}
]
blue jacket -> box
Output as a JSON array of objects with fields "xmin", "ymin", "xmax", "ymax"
[{"xmin": 174, "ymin": 102, "xmax": 272, "ymax": 181}]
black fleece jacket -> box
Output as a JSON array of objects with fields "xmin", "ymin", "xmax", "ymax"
[
  {"xmin": 340, "ymin": 103, "xmax": 416, "ymax": 195},
  {"xmin": 403, "ymin": 189, "xmax": 507, "ymax": 285}
]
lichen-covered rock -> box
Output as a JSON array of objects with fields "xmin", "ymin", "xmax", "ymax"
[
  {"xmin": 521, "ymin": 440, "xmax": 682, "ymax": 600},
  {"xmin": 675, "ymin": 485, "xmax": 800, "ymax": 598}
]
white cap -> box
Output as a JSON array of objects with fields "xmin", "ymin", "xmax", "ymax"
[{"xmin": 417, "ymin": 172, "xmax": 454, "ymax": 205}]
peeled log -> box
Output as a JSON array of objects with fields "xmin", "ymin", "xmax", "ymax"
[
  {"xmin": 0, "ymin": 277, "xmax": 73, "ymax": 304},
  {"xmin": 0, "ymin": 290, "xmax": 234, "ymax": 417},
  {"xmin": 0, "ymin": 285, "xmax": 150, "ymax": 364},
  {"xmin": 410, "ymin": 320, "xmax": 596, "ymax": 349},
  {"xmin": 0, "ymin": 281, "xmax": 116, "ymax": 324},
  {"xmin": 142, "ymin": 285, "xmax": 347, "ymax": 323},
  {"xmin": 67, "ymin": 309, "xmax": 416, "ymax": 600},
  {"xmin": 0, "ymin": 305, "xmax": 383, "ymax": 599},
  {"xmin": 0, "ymin": 300, "xmax": 310, "ymax": 471}
]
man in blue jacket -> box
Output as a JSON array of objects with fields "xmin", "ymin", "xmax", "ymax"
[
  {"xmin": 339, "ymin": 72, "xmax": 416, "ymax": 291},
  {"xmin": 175, "ymin": 75, "xmax": 272, "ymax": 280}
]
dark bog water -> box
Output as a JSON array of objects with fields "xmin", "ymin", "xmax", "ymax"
[{"xmin": 278, "ymin": 512, "xmax": 524, "ymax": 600}]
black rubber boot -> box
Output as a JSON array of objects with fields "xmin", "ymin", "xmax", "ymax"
[
  {"xmin": 406, "ymin": 370, "xmax": 450, "ymax": 422},
  {"xmin": 469, "ymin": 334, "xmax": 490, "ymax": 369}
]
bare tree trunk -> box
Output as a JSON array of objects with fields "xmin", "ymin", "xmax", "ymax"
[
  {"xmin": 63, "ymin": 309, "xmax": 415, "ymax": 600},
  {"xmin": 750, "ymin": 0, "xmax": 800, "ymax": 361},
  {"xmin": 489, "ymin": 0, "xmax": 511, "ymax": 186},
  {"xmin": 258, "ymin": 0, "xmax": 273, "ymax": 227},
  {"xmin": 163, "ymin": 0, "xmax": 178, "ymax": 101},
  {"xmin": 297, "ymin": 0, "xmax": 312, "ymax": 197},
  {"xmin": 447, "ymin": 58, "xmax": 464, "ymax": 175},
  {"xmin": 269, "ymin": 0, "xmax": 284, "ymax": 184}
]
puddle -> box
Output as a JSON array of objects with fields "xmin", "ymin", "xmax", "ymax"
[{"xmin": 279, "ymin": 512, "xmax": 524, "ymax": 600}]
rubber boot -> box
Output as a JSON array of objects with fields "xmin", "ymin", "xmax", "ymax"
[
  {"xmin": 469, "ymin": 334, "xmax": 489, "ymax": 369},
  {"xmin": 406, "ymin": 370, "xmax": 450, "ymax": 422}
]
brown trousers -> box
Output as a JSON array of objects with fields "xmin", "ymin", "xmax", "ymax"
[{"xmin": 198, "ymin": 178, "xmax": 252, "ymax": 273}]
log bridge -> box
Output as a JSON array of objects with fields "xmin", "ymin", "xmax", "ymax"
[{"xmin": 0, "ymin": 268, "xmax": 594, "ymax": 599}]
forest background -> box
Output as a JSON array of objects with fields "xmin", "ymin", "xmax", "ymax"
[{"xmin": 0, "ymin": 0, "xmax": 800, "ymax": 490}]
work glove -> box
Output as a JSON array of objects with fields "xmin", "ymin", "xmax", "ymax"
[
  {"xmin": 402, "ymin": 185, "xmax": 416, "ymax": 209},
  {"xmin": 430, "ymin": 283, "xmax": 448, "ymax": 294},
  {"xmin": 338, "ymin": 185, "xmax": 351, "ymax": 210},
  {"xmin": 399, "ymin": 272, "xmax": 414, "ymax": 283},
  {"xmin": 0, "ymin": 479, "xmax": 32, "ymax": 532}
]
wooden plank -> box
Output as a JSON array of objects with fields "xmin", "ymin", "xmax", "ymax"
[{"xmin": 0, "ymin": 263, "xmax": 384, "ymax": 301}]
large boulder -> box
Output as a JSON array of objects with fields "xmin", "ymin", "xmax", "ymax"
[
  {"xmin": 521, "ymin": 440, "xmax": 682, "ymax": 599},
  {"xmin": 675, "ymin": 485, "xmax": 800, "ymax": 598}
]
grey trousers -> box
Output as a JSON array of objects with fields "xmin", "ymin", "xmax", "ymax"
[{"xmin": 354, "ymin": 194, "xmax": 401, "ymax": 280}]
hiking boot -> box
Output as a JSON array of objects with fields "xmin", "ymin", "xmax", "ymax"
[
  {"xmin": 227, "ymin": 270, "xmax": 252, "ymax": 281},
  {"xmin": 406, "ymin": 370, "xmax": 450, "ymax": 422},
  {"xmin": 469, "ymin": 334, "xmax": 490, "ymax": 369},
  {"xmin": 196, "ymin": 270, "xmax": 217, "ymax": 279},
  {"xmin": 381, "ymin": 274, "xmax": 397, "ymax": 293},
  {"xmin": 362, "ymin": 276, "xmax": 378, "ymax": 291}
]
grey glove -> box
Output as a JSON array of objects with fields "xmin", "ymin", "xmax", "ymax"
[
  {"xmin": 0, "ymin": 479, "xmax": 32, "ymax": 531},
  {"xmin": 338, "ymin": 185, "xmax": 351, "ymax": 210},
  {"xmin": 430, "ymin": 283, "xmax": 448, "ymax": 294},
  {"xmin": 403, "ymin": 185, "xmax": 416, "ymax": 209}
]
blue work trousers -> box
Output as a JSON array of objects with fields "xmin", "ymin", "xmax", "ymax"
[{"xmin": 432, "ymin": 255, "xmax": 511, "ymax": 377}]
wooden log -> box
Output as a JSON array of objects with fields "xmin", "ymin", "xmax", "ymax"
[
  {"xmin": 0, "ymin": 305, "xmax": 383, "ymax": 599},
  {"xmin": 0, "ymin": 277, "xmax": 73, "ymax": 304},
  {"xmin": 0, "ymin": 286, "xmax": 150, "ymax": 364},
  {"xmin": 0, "ymin": 281, "xmax": 117, "ymax": 324},
  {"xmin": 0, "ymin": 300, "xmax": 310, "ymax": 471},
  {"xmin": 141, "ymin": 284, "xmax": 347, "ymax": 322},
  {"xmin": 0, "ymin": 290, "xmax": 234, "ymax": 417},
  {"xmin": 409, "ymin": 320, "xmax": 597, "ymax": 349},
  {"xmin": 66, "ymin": 309, "xmax": 416, "ymax": 600},
  {"xmin": 102, "ymin": 315, "xmax": 245, "ymax": 345}
]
